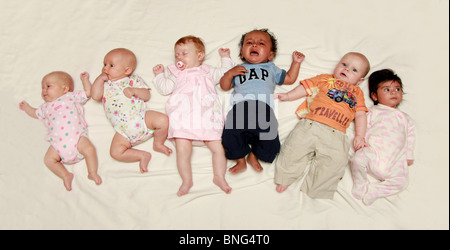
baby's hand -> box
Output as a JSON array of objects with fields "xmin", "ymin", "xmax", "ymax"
[
  {"xmin": 80, "ymin": 72, "xmax": 90, "ymax": 81},
  {"xmin": 123, "ymin": 87, "xmax": 135, "ymax": 98},
  {"xmin": 274, "ymin": 93, "xmax": 289, "ymax": 102},
  {"xmin": 19, "ymin": 101, "xmax": 29, "ymax": 111},
  {"xmin": 353, "ymin": 135, "xmax": 368, "ymax": 151},
  {"xmin": 227, "ymin": 65, "xmax": 248, "ymax": 77},
  {"xmin": 98, "ymin": 72, "xmax": 109, "ymax": 82},
  {"xmin": 153, "ymin": 64, "xmax": 165, "ymax": 76},
  {"xmin": 218, "ymin": 48, "xmax": 231, "ymax": 58},
  {"xmin": 292, "ymin": 51, "xmax": 305, "ymax": 63}
]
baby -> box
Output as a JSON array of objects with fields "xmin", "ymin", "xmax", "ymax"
[
  {"xmin": 19, "ymin": 71, "xmax": 102, "ymax": 191},
  {"xmin": 220, "ymin": 28, "xmax": 305, "ymax": 174},
  {"xmin": 153, "ymin": 35, "xmax": 233, "ymax": 196},
  {"xmin": 351, "ymin": 69, "xmax": 415, "ymax": 205},
  {"xmin": 275, "ymin": 52, "xmax": 370, "ymax": 199},
  {"xmin": 82, "ymin": 48, "xmax": 172, "ymax": 173}
]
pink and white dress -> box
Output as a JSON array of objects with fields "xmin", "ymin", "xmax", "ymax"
[
  {"xmin": 351, "ymin": 104, "xmax": 415, "ymax": 205},
  {"xmin": 153, "ymin": 58, "xmax": 233, "ymax": 141}
]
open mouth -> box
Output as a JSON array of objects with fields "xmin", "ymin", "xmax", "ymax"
[
  {"xmin": 250, "ymin": 51, "xmax": 259, "ymax": 56},
  {"xmin": 340, "ymin": 72, "xmax": 347, "ymax": 77}
]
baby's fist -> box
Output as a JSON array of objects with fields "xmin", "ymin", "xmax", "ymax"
[
  {"xmin": 219, "ymin": 48, "xmax": 231, "ymax": 58},
  {"xmin": 293, "ymin": 51, "xmax": 305, "ymax": 63},
  {"xmin": 80, "ymin": 72, "xmax": 90, "ymax": 80},
  {"xmin": 19, "ymin": 101, "xmax": 29, "ymax": 111},
  {"xmin": 123, "ymin": 87, "xmax": 135, "ymax": 98},
  {"xmin": 153, "ymin": 64, "xmax": 165, "ymax": 75}
]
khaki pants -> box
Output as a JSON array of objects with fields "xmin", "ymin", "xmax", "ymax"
[{"xmin": 275, "ymin": 119, "xmax": 350, "ymax": 199}]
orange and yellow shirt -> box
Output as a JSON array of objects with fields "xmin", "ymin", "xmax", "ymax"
[{"xmin": 295, "ymin": 74, "xmax": 368, "ymax": 133}]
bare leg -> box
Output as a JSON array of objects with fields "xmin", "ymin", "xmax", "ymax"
[
  {"xmin": 205, "ymin": 140, "xmax": 232, "ymax": 194},
  {"xmin": 175, "ymin": 138, "xmax": 193, "ymax": 196},
  {"xmin": 77, "ymin": 136, "xmax": 102, "ymax": 185},
  {"xmin": 229, "ymin": 157, "xmax": 247, "ymax": 174},
  {"xmin": 145, "ymin": 110, "xmax": 172, "ymax": 156},
  {"xmin": 110, "ymin": 133, "xmax": 152, "ymax": 173},
  {"xmin": 44, "ymin": 146, "xmax": 73, "ymax": 191},
  {"xmin": 246, "ymin": 152, "xmax": 263, "ymax": 172}
]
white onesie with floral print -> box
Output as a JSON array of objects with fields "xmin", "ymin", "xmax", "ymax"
[{"xmin": 102, "ymin": 75, "xmax": 154, "ymax": 146}]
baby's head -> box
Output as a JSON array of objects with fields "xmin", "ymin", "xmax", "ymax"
[
  {"xmin": 239, "ymin": 29, "xmax": 278, "ymax": 64},
  {"xmin": 174, "ymin": 36, "xmax": 206, "ymax": 70},
  {"xmin": 368, "ymin": 69, "xmax": 404, "ymax": 108},
  {"xmin": 333, "ymin": 52, "xmax": 370, "ymax": 85},
  {"xmin": 41, "ymin": 71, "xmax": 74, "ymax": 102},
  {"xmin": 103, "ymin": 48, "xmax": 137, "ymax": 81}
]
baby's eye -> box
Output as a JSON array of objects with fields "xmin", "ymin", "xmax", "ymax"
[
  {"xmin": 383, "ymin": 88, "xmax": 390, "ymax": 92},
  {"xmin": 395, "ymin": 88, "xmax": 401, "ymax": 92},
  {"xmin": 342, "ymin": 63, "xmax": 347, "ymax": 67},
  {"xmin": 352, "ymin": 68, "xmax": 358, "ymax": 72}
]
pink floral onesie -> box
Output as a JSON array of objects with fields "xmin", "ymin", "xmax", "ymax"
[
  {"xmin": 351, "ymin": 104, "xmax": 415, "ymax": 205},
  {"xmin": 36, "ymin": 91, "xmax": 89, "ymax": 164}
]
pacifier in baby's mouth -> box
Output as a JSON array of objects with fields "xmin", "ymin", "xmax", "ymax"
[{"xmin": 176, "ymin": 61, "xmax": 185, "ymax": 70}]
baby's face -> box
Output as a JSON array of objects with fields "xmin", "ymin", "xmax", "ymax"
[
  {"xmin": 333, "ymin": 54, "xmax": 368, "ymax": 85},
  {"xmin": 174, "ymin": 42, "xmax": 203, "ymax": 70},
  {"xmin": 41, "ymin": 74, "xmax": 69, "ymax": 102},
  {"xmin": 103, "ymin": 52, "xmax": 132, "ymax": 81},
  {"xmin": 372, "ymin": 80, "xmax": 403, "ymax": 108},
  {"xmin": 240, "ymin": 31, "xmax": 274, "ymax": 64}
]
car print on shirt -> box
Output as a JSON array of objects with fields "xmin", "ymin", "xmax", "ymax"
[{"xmin": 327, "ymin": 88, "xmax": 357, "ymax": 108}]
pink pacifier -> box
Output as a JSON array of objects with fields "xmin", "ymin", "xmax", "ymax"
[{"xmin": 176, "ymin": 61, "xmax": 185, "ymax": 70}]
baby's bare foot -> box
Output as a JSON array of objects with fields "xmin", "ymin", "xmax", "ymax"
[
  {"xmin": 177, "ymin": 181, "xmax": 193, "ymax": 196},
  {"xmin": 246, "ymin": 153, "xmax": 263, "ymax": 172},
  {"xmin": 276, "ymin": 184, "xmax": 289, "ymax": 193},
  {"xmin": 88, "ymin": 173, "xmax": 102, "ymax": 185},
  {"xmin": 154, "ymin": 143, "xmax": 172, "ymax": 156},
  {"xmin": 63, "ymin": 173, "xmax": 74, "ymax": 191},
  {"xmin": 139, "ymin": 152, "xmax": 152, "ymax": 173},
  {"xmin": 229, "ymin": 161, "xmax": 246, "ymax": 174},
  {"xmin": 213, "ymin": 176, "xmax": 232, "ymax": 194}
]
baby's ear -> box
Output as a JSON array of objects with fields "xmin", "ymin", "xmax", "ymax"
[
  {"xmin": 125, "ymin": 67, "xmax": 133, "ymax": 75},
  {"xmin": 370, "ymin": 92, "xmax": 378, "ymax": 101},
  {"xmin": 63, "ymin": 85, "xmax": 70, "ymax": 93},
  {"xmin": 268, "ymin": 51, "xmax": 275, "ymax": 61},
  {"xmin": 198, "ymin": 51, "xmax": 205, "ymax": 62}
]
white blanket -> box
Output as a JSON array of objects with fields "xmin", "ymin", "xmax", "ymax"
[{"xmin": 1, "ymin": 0, "xmax": 448, "ymax": 230}]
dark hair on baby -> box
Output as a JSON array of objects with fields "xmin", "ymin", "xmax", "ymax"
[
  {"xmin": 239, "ymin": 28, "xmax": 278, "ymax": 62},
  {"xmin": 368, "ymin": 69, "xmax": 403, "ymax": 105}
]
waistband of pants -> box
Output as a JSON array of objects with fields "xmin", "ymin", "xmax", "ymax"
[{"xmin": 301, "ymin": 119, "xmax": 345, "ymax": 135}]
